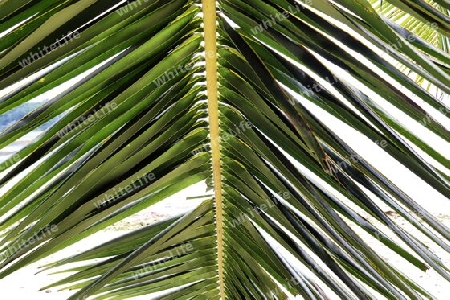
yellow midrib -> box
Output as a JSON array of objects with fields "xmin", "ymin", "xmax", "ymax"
[{"xmin": 201, "ymin": 0, "xmax": 225, "ymax": 299}]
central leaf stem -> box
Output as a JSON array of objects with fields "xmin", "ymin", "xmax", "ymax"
[{"xmin": 201, "ymin": 0, "xmax": 225, "ymax": 298}]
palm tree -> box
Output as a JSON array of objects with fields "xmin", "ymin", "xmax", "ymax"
[{"xmin": 0, "ymin": 0, "xmax": 449, "ymax": 298}]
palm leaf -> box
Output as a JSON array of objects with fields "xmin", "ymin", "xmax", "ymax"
[{"xmin": 0, "ymin": 0, "xmax": 450, "ymax": 299}]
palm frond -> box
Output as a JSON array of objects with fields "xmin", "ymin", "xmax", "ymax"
[{"xmin": 0, "ymin": 0, "xmax": 450, "ymax": 299}]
